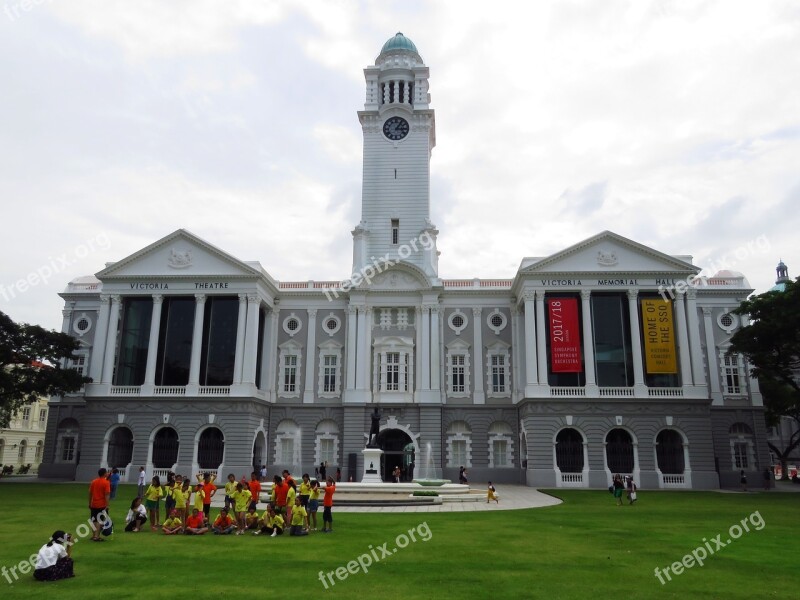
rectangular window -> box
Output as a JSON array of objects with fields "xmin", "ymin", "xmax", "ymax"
[
  {"xmin": 283, "ymin": 355, "xmax": 298, "ymax": 392},
  {"xmin": 70, "ymin": 355, "xmax": 86, "ymax": 375},
  {"xmin": 280, "ymin": 438, "xmax": 294, "ymax": 464},
  {"xmin": 391, "ymin": 219, "xmax": 399, "ymax": 245},
  {"xmin": 156, "ymin": 297, "xmax": 196, "ymax": 386},
  {"xmin": 493, "ymin": 440, "xmax": 508, "ymax": 467},
  {"xmin": 61, "ymin": 437, "xmax": 76, "ymax": 462},
  {"xmin": 21, "ymin": 407, "xmax": 31, "ymax": 423},
  {"xmin": 491, "ymin": 354, "xmax": 507, "ymax": 393},
  {"xmin": 320, "ymin": 438, "xmax": 335, "ymax": 464},
  {"xmin": 323, "ymin": 355, "xmax": 337, "ymax": 393},
  {"xmin": 591, "ymin": 294, "xmax": 634, "ymax": 387},
  {"xmin": 39, "ymin": 409, "xmax": 47, "ymax": 423},
  {"xmin": 733, "ymin": 442, "xmax": 748, "ymax": 469},
  {"xmin": 200, "ymin": 296, "xmax": 239, "ymax": 386},
  {"xmin": 386, "ymin": 352, "xmax": 400, "ymax": 391},
  {"xmin": 451, "ymin": 439, "xmax": 467, "ymax": 466},
  {"xmin": 724, "ymin": 355, "xmax": 741, "ymax": 394},
  {"xmin": 115, "ymin": 297, "xmax": 154, "ymax": 386},
  {"xmin": 451, "ymin": 355, "xmax": 465, "ymax": 393}
]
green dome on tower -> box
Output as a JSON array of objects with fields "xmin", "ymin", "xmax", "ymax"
[{"xmin": 380, "ymin": 32, "xmax": 418, "ymax": 55}]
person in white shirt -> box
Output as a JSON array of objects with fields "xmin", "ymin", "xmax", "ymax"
[
  {"xmin": 34, "ymin": 530, "xmax": 73, "ymax": 581},
  {"xmin": 125, "ymin": 497, "xmax": 148, "ymax": 532},
  {"xmin": 137, "ymin": 466, "xmax": 146, "ymax": 498}
]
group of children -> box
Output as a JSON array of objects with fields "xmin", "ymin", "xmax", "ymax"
[{"xmin": 126, "ymin": 470, "xmax": 336, "ymax": 537}]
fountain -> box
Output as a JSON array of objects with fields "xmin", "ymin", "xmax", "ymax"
[{"xmin": 412, "ymin": 442, "xmax": 450, "ymax": 486}]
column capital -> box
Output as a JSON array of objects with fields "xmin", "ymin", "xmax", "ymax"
[
  {"xmin": 62, "ymin": 308, "xmax": 73, "ymax": 318},
  {"xmin": 522, "ymin": 290, "xmax": 536, "ymax": 302},
  {"xmin": 686, "ymin": 288, "xmax": 698, "ymax": 300},
  {"xmin": 702, "ymin": 307, "xmax": 713, "ymax": 316},
  {"xmin": 347, "ymin": 305, "xmax": 358, "ymax": 315},
  {"xmin": 421, "ymin": 304, "xmax": 433, "ymax": 313},
  {"xmin": 472, "ymin": 307, "xmax": 482, "ymax": 318},
  {"xmin": 581, "ymin": 289, "xmax": 592, "ymax": 300},
  {"xmin": 99, "ymin": 293, "xmax": 110, "ymax": 303},
  {"xmin": 247, "ymin": 293, "xmax": 259, "ymax": 304},
  {"xmin": 626, "ymin": 289, "xmax": 638, "ymax": 300},
  {"xmin": 364, "ymin": 306, "xmax": 373, "ymax": 315},
  {"xmin": 195, "ymin": 293, "xmax": 207, "ymax": 304},
  {"xmin": 415, "ymin": 305, "xmax": 422, "ymax": 315},
  {"xmin": 534, "ymin": 289, "xmax": 546, "ymax": 300},
  {"xmin": 308, "ymin": 308, "xmax": 318, "ymax": 318},
  {"xmin": 110, "ymin": 294, "xmax": 121, "ymax": 305},
  {"xmin": 152, "ymin": 294, "xmax": 163, "ymax": 304},
  {"xmin": 238, "ymin": 293, "xmax": 247, "ymax": 303}
]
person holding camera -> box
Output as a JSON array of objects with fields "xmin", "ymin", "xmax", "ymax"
[{"xmin": 34, "ymin": 531, "xmax": 74, "ymax": 581}]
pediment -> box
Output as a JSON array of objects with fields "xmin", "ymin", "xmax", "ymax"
[
  {"xmin": 96, "ymin": 229, "xmax": 261, "ymax": 280},
  {"xmin": 361, "ymin": 262, "xmax": 431, "ymax": 291},
  {"xmin": 519, "ymin": 231, "xmax": 698, "ymax": 276}
]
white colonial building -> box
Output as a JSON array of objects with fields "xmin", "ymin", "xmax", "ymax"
[{"xmin": 39, "ymin": 33, "xmax": 769, "ymax": 489}]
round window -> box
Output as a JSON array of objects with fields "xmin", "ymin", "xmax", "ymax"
[
  {"xmin": 720, "ymin": 314, "xmax": 733, "ymax": 327},
  {"xmin": 77, "ymin": 318, "xmax": 90, "ymax": 331},
  {"xmin": 452, "ymin": 315, "xmax": 464, "ymax": 329},
  {"xmin": 326, "ymin": 319, "xmax": 338, "ymax": 330},
  {"xmin": 491, "ymin": 314, "xmax": 503, "ymax": 328},
  {"xmin": 287, "ymin": 319, "xmax": 299, "ymax": 331}
]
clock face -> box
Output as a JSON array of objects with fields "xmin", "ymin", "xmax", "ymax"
[{"xmin": 383, "ymin": 117, "xmax": 409, "ymax": 140}]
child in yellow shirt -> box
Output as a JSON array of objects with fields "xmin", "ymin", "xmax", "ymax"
[{"xmin": 162, "ymin": 510, "xmax": 182, "ymax": 535}]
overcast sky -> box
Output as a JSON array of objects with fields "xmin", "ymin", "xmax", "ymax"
[{"xmin": 1, "ymin": 0, "xmax": 798, "ymax": 331}]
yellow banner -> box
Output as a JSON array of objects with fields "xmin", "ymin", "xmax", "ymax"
[{"xmin": 641, "ymin": 299, "xmax": 677, "ymax": 374}]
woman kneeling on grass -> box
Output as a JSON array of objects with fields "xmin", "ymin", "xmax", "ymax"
[
  {"xmin": 125, "ymin": 497, "xmax": 148, "ymax": 532},
  {"xmin": 34, "ymin": 531, "xmax": 74, "ymax": 581}
]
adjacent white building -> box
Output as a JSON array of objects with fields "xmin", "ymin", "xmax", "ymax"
[{"xmin": 39, "ymin": 33, "xmax": 769, "ymax": 488}]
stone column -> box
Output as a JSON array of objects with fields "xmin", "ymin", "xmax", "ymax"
[
  {"xmin": 345, "ymin": 306, "xmax": 357, "ymax": 392},
  {"xmin": 356, "ymin": 307, "xmax": 367, "ymax": 390},
  {"xmin": 430, "ymin": 305, "xmax": 441, "ymax": 392},
  {"xmin": 581, "ymin": 290, "xmax": 598, "ymax": 394},
  {"xmin": 627, "ymin": 289, "xmax": 646, "ymax": 396},
  {"xmin": 141, "ymin": 294, "xmax": 163, "ymax": 393},
  {"xmin": 241, "ymin": 294, "xmax": 261, "ymax": 386},
  {"xmin": 89, "ymin": 295, "xmax": 110, "ymax": 383},
  {"xmin": 523, "ymin": 291, "xmax": 538, "ymax": 394},
  {"xmin": 269, "ymin": 304, "xmax": 281, "ymax": 401},
  {"xmin": 303, "ymin": 308, "xmax": 318, "ymax": 403},
  {"xmin": 232, "ymin": 294, "xmax": 248, "ymax": 384},
  {"xmin": 472, "ymin": 307, "xmax": 485, "ymax": 404},
  {"xmin": 420, "ymin": 306, "xmax": 431, "ymax": 391},
  {"xmin": 60, "ymin": 303, "xmax": 74, "ymax": 335},
  {"xmin": 101, "ymin": 295, "xmax": 122, "ymax": 384},
  {"xmin": 259, "ymin": 306, "xmax": 274, "ymax": 395},
  {"xmin": 685, "ymin": 290, "xmax": 707, "ymax": 387},
  {"xmin": 414, "ymin": 306, "xmax": 423, "ymax": 401},
  {"xmin": 187, "ymin": 294, "xmax": 206, "ymax": 392},
  {"xmin": 510, "ymin": 303, "xmax": 520, "ymax": 401},
  {"xmin": 362, "ymin": 307, "xmax": 373, "ymax": 399},
  {"xmin": 535, "ymin": 290, "xmax": 548, "ymax": 391},
  {"xmin": 674, "ymin": 292, "xmax": 693, "ymax": 388},
  {"xmin": 703, "ymin": 307, "xmax": 723, "ymax": 404}
]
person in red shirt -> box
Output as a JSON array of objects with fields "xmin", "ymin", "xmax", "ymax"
[
  {"xmin": 248, "ymin": 472, "xmax": 262, "ymax": 510},
  {"xmin": 196, "ymin": 472, "xmax": 217, "ymax": 522},
  {"xmin": 212, "ymin": 509, "xmax": 236, "ymax": 535},
  {"xmin": 322, "ymin": 476, "xmax": 335, "ymax": 533},
  {"xmin": 282, "ymin": 470, "xmax": 296, "ymax": 490},
  {"xmin": 88, "ymin": 468, "xmax": 111, "ymax": 541},
  {"xmin": 184, "ymin": 508, "xmax": 209, "ymax": 535}
]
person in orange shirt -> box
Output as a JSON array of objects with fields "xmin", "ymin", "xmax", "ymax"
[
  {"xmin": 282, "ymin": 470, "xmax": 296, "ymax": 490},
  {"xmin": 248, "ymin": 472, "xmax": 262, "ymax": 510},
  {"xmin": 212, "ymin": 509, "xmax": 236, "ymax": 535},
  {"xmin": 88, "ymin": 468, "xmax": 111, "ymax": 541},
  {"xmin": 196, "ymin": 472, "xmax": 218, "ymax": 522},
  {"xmin": 321, "ymin": 476, "xmax": 335, "ymax": 533},
  {"xmin": 272, "ymin": 475, "xmax": 288, "ymax": 516},
  {"xmin": 184, "ymin": 508, "xmax": 209, "ymax": 535}
]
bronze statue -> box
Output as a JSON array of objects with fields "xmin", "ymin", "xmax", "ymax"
[{"xmin": 367, "ymin": 407, "xmax": 381, "ymax": 447}]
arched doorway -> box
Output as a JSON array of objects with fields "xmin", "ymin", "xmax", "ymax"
[
  {"xmin": 252, "ymin": 431, "xmax": 266, "ymax": 474},
  {"xmin": 656, "ymin": 429, "xmax": 685, "ymax": 474},
  {"xmin": 605, "ymin": 428, "xmax": 634, "ymax": 474},
  {"xmin": 197, "ymin": 427, "xmax": 224, "ymax": 471},
  {"xmin": 375, "ymin": 429, "xmax": 415, "ymax": 482},
  {"xmin": 555, "ymin": 428, "xmax": 584, "ymax": 473},
  {"xmin": 152, "ymin": 427, "xmax": 179, "ymax": 469},
  {"xmin": 107, "ymin": 427, "xmax": 134, "ymax": 468}
]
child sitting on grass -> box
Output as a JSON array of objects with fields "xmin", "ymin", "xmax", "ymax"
[
  {"xmin": 184, "ymin": 508, "xmax": 209, "ymax": 535},
  {"xmin": 212, "ymin": 509, "xmax": 236, "ymax": 535},
  {"xmin": 162, "ymin": 509, "xmax": 182, "ymax": 535}
]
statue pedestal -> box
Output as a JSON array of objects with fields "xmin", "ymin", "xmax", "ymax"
[{"xmin": 361, "ymin": 447, "xmax": 384, "ymax": 483}]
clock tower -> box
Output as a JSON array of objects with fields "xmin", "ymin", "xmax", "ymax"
[{"xmin": 353, "ymin": 32, "xmax": 439, "ymax": 280}]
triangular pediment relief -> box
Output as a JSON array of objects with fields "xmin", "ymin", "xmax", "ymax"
[
  {"xmin": 361, "ymin": 262, "xmax": 431, "ymax": 291},
  {"xmin": 519, "ymin": 231, "xmax": 698, "ymax": 276},
  {"xmin": 96, "ymin": 229, "xmax": 261, "ymax": 280}
]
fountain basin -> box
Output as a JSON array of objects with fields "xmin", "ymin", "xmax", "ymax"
[{"xmin": 412, "ymin": 478, "xmax": 449, "ymax": 487}]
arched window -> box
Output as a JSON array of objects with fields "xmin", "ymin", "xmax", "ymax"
[
  {"xmin": 446, "ymin": 420, "xmax": 472, "ymax": 468},
  {"xmin": 0, "ymin": 439, "xmax": 5, "ymax": 463},
  {"xmin": 656, "ymin": 429, "xmax": 685, "ymax": 474},
  {"xmin": 57, "ymin": 418, "xmax": 80, "ymax": 463},
  {"xmin": 555, "ymin": 428, "xmax": 584, "ymax": 473},
  {"xmin": 274, "ymin": 419, "xmax": 300, "ymax": 467},
  {"xmin": 605, "ymin": 429, "xmax": 634, "ymax": 473},
  {"xmin": 315, "ymin": 419, "xmax": 340, "ymax": 466},
  {"xmin": 17, "ymin": 439, "xmax": 27, "ymax": 463},
  {"xmin": 107, "ymin": 427, "xmax": 134, "ymax": 468},
  {"xmin": 35, "ymin": 440, "xmax": 43, "ymax": 462},
  {"xmin": 729, "ymin": 423, "xmax": 755, "ymax": 470},
  {"xmin": 152, "ymin": 427, "xmax": 179, "ymax": 469},
  {"xmin": 488, "ymin": 422, "xmax": 514, "ymax": 468},
  {"xmin": 197, "ymin": 428, "xmax": 224, "ymax": 470}
]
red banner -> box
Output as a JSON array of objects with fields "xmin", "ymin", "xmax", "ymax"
[{"xmin": 548, "ymin": 297, "xmax": 582, "ymax": 372}]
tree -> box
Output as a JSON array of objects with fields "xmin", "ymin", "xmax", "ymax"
[
  {"xmin": 731, "ymin": 277, "xmax": 800, "ymax": 479},
  {"xmin": 0, "ymin": 310, "xmax": 91, "ymax": 428}
]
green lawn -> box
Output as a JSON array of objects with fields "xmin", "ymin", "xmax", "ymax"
[{"xmin": 0, "ymin": 483, "xmax": 796, "ymax": 599}]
